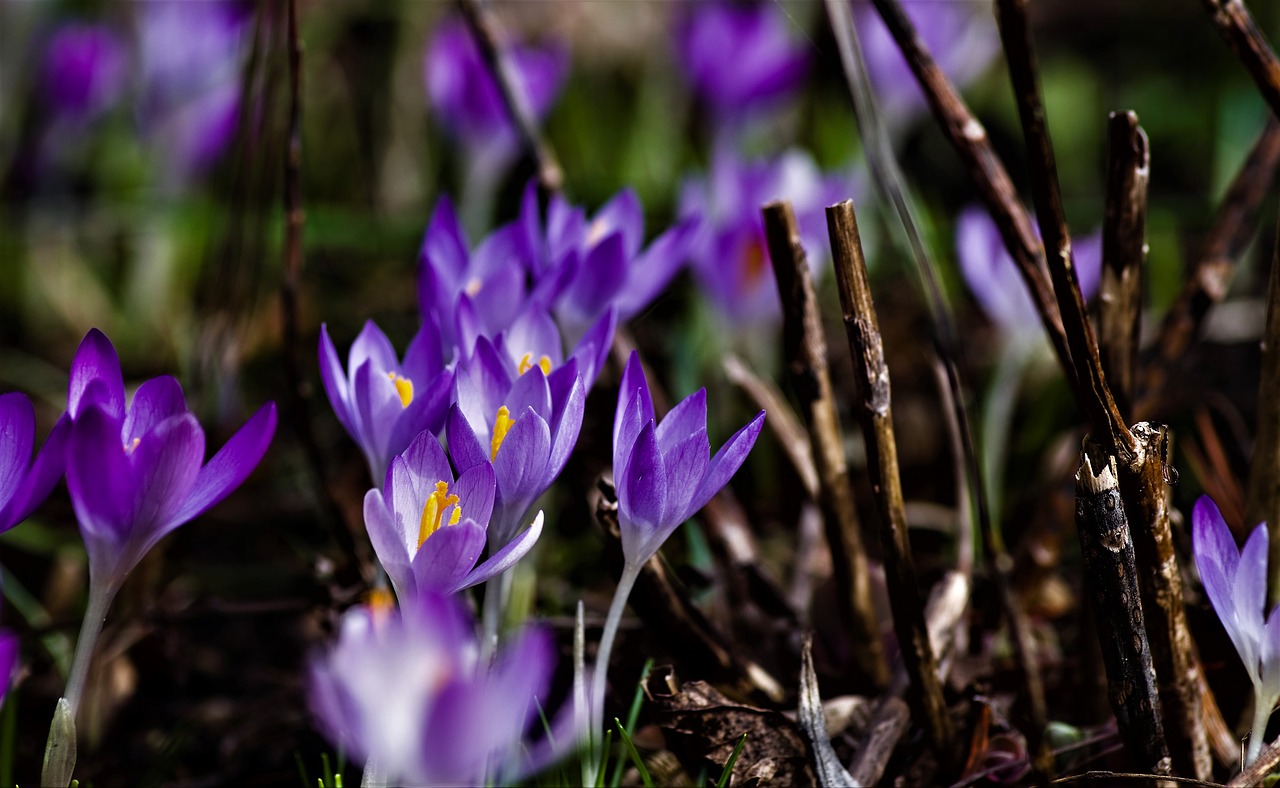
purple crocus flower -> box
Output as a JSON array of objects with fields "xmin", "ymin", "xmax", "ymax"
[
  {"xmin": 680, "ymin": 145, "xmax": 849, "ymax": 326},
  {"xmin": 136, "ymin": 0, "xmax": 249, "ymax": 182},
  {"xmin": 0, "ymin": 392, "xmax": 69, "ymax": 534},
  {"xmin": 319, "ymin": 321, "xmax": 455, "ymax": 485},
  {"xmin": 956, "ymin": 205, "xmax": 1104, "ymax": 338},
  {"xmin": 674, "ymin": 0, "xmax": 808, "ymax": 123},
  {"xmin": 65, "ymin": 328, "xmax": 277, "ymax": 596},
  {"xmin": 612, "ymin": 351, "xmax": 765, "ymax": 567},
  {"xmin": 488, "ymin": 304, "xmax": 615, "ymax": 392},
  {"xmin": 857, "ymin": 0, "xmax": 1000, "ymax": 127},
  {"xmin": 424, "ymin": 17, "xmax": 567, "ymax": 165},
  {"xmin": 1193, "ymin": 496, "xmax": 1280, "ymax": 765},
  {"xmin": 41, "ymin": 24, "xmax": 128, "ymax": 124},
  {"xmin": 363, "ymin": 430, "xmax": 542, "ymax": 608},
  {"xmin": 309, "ymin": 590, "xmax": 578, "ymax": 786},
  {"xmin": 447, "ymin": 337, "xmax": 585, "ymax": 550}
]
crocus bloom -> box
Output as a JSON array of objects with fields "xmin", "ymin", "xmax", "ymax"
[
  {"xmin": 0, "ymin": 392, "xmax": 69, "ymax": 534},
  {"xmin": 680, "ymin": 145, "xmax": 849, "ymax": 326},
  {"xmin": 309, "ymin": 590, "xmax": 578, "ymax": 786},
  {"xmin": 956, "ymin": 206, "xmax": 1104, "ymax": 338},
  {"xmin": 41, "ymin": 24, "xmax": 128, "ymax": 124},
  {"xmin": 1193, "ymin": 496, "xmax": 1280, "ymax": 765},
  {"xmin": 857, "ymin": 0, "xmax": 1000, "ymax": 127},
  {"xmin": 319, "ymin": 321, "xmax": 455, "ymax": 485},
  {"xmin": 448, "ymin": 338, "xmax": 585, "ymax": 550},
  {"xmin": 425, "ymin": 17, "xmax": 566, "ymax": 166},
  {"xmin": 363, "ymin": 430, "xmax": 542, "ymax": 607},
  {"xmin": 674, "ymin": 0, "xmax": 808, "ymax": 124},
  {"xmin": 65, "ymin": 329, "xmax": 277, "ymax": 596}
]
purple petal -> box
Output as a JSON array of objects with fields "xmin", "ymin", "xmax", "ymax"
[
  {"xmin": 656, "ymin": 388, "xmax": 708, "ymax": 454},
  {"xmin": 613, "ymin": 351, "xmax": 654, "ymax": 455},
  {"xmin": 687, "ymin": 410, "xmax": 765, "ymax": 515},
  {"xmin": 457, "ymin": 511, "xmax": 543, "ymax": 590},
  {"xmin": 507, "ymin": 365, "xmax": 553, "ymax": 426},
  {"xmin": 419, "ymin": 195, "xmax": 470, "ymax": 287},
  {"xmin": 123, "ymin": 376, "xmax": 188, "ymax": 444},
  {"xmin": 452, "ymin": 462, "xmax": 496, "ymax": 528},
  {"xmin": 614, "ymin": 216, "xmax": 699, "ymax": 320},
  {"xmin": 591, "ymin": 189, "xmax": 644, "ymax": 258},
  {"xmin": 402, "ymin": 320, "xmax": 446, "ymax": 385},
  {"xmin": 386, "ymin": 368, "xmax": 454, "ymax": 465},
  {"xmin": 364, "ymin": 489, "xmax": 413, "ymax": 597},
  {"xmin": 0, "ymin": 393, "xmax": 35, "ymax": 509},
  {"xmin": 0, "ymin": 414, "xmax": 69, "ymax": 532},
  {"xmin": 127, "ymin": 413, "xmax": 206, "ymax": 543},
  {"xmin": 504, "ymin": 308, "xmax": 565, "ymax": 371},
  {"xmin": 347, "ymin": 321, "xmax": 399, "ymax": 383},
  {"xmin": 456, "ymin": 337, "xmax": 513, "ymax": 442},
  {"xmin": 568, "ymin": 307, "xmax": 616, "ymax": 388},
  {"xmin": 353, "ymin": 360, "xmax": 399, "ymax": 475},
  {"xmin": 318, "ymin": 323, "xmax": 357, "ymax": 437},
  {"xmin": 69, "ymin": 328, "xmax": 125, "ymax": 420},
  {"xmin": 1236, "ymin": 522, "xmax": 1270, "ymax": 641},
  {"xmin": 661, "ymin": 428, "xmax": 710, "ymax": 525},
  {"xmin": 166, "ymin": 402, "xmax": 276, "ymax": 527},
  {"xmin": 390, "ymin": 430, "xmax": 454, "ymax": 512},
  {"xmin": 67, "ymin": 405, "xmax": 135, "ymax": 542},
  {"xmin": 546, "ymin": 367, "xmax": 585, "ymax": 479},
  {"xmin": 562, "ymin": 232, "xmax": 628, "ymax": 318},
  {"xmin": 620, "ymin": 421, "xmax": 668, "ymax": 541},
  {"xmin": 492, "ymin": 409, "xmax": 552, "ymax": 505},
  {"xmin": 413, "ymin": 520, "xmax": 487, "ymax": 594},
  {"xmin": 446, "ymin": 404, "xmax": 489, "ymax": 474}
]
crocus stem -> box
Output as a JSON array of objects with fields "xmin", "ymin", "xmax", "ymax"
[
  {"xmin": 588, "ymin": 561, "xmax": 642, "ymax": 778},
  {"xmin": 1247, "ymin": 692, "xmax": 1273, "ymax": 766},
  {"xmin": 480, "ymin": 571, "xmax": 514, "ymax": 666},
  {"xmin": 361, "ymin": 752, "xmax": 387, "ymax": 788},
  {"xmin": 42, "ymin": 581, "xmax": 115, "ymax": 787}
]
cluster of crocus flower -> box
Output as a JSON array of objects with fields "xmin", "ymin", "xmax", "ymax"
[
  {"xmin": 1193, "ymin": 496, "xmax": 1280, "ymax": 765},
  {"xmin": 0, "ymin": 329, "xmax": 276, "ymax": 786}
]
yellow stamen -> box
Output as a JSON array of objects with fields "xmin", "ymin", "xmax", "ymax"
[
  {"xmin": 464, "ymin": 277, "xmax": 484, "ymax": 297},
  {"xmin": 417, "ymin": 481, "xmax": 462, "ymax": 548},
  {"xmin": 124, "ymin": 437, "xmax": 141, "ymax": 455},
  {"xmin": 386, "ymin": 371, "xmax": 414, "ymax": 408},
  {"xmin": 491, "ymin": 406, "xmax": 514, "ymax": 461},
  {"xmin": 366, "ymin": 587, "xmax": 396, "ymax": 613},
  {"xmin": 517, "ymin": 353, "xmax": 553, "ymax": 377}
]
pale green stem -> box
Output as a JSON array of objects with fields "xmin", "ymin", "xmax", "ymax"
[
  {"xmin": 587, "ymin": 561, "xmax": 642, "ymax": 785},
  {"xmin": 1247, "ymin": 687, "xmax": 1274, "ymax": 766},
  {"xmin": 42, "ymin": 581, "xmax": 115, "ymax": 787},
  {"xmin": 480, "ymin": 571, "xmax": 514, "ymax": 666},
  {"xmin": 360, "ymin": 752, "xmax": 386, "ymax": 788}
]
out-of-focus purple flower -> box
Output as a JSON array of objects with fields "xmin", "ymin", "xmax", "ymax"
[
  {"xmin": 492, "ymin": 304, "xmax": 615, "ymax": 391},
  {"xmin": 41, "ymin": 24, "xmax": 128, "ymax": 123},
  {"xmin": 309, "ymin": 590, "xmax": 578, "ymax": 785},
  {"xmin": 319, "ymin": 321, "xmax": 455, "ymax": 485},
  {"xmin": 419, "ymin": 196, "xmax": 533, "ymax": 358},
  {"xmin": 65, "ymin": 329, "xmax": 277, "ymax": 594},
  {"xmin": 136, "ymin": 0, "xmax": 249, "ymax": 180},
  {"xmin": 857, "ymin": 0, "xmax": 999, "ymax": 126},
  {"xmin": 0, "ymin": 393, "xmax": 69, "ymax": 534},
  {"xmin": 613, "ymin": 351, "xmax": 764, "ymax": 567},
  {"xmin": 522, "ymin": 184, "xmax": 701, "ymax": 337},
  {"xmin": 425, "ymin": 17, "xmax": 567, "ymax": 160},
  {"xmin": 956, "ymin": 206, "xmax": 1103, "ymax": 336},
  {"xmin": 675, "ymin": 0, "xmax": 808, "ymax": 122},
  {"xmin": 680, "ymin": 146, "xmax": 849, "ymax": 326},
  {"xmin": 363, "ymin": 430, "xmax": 542, "ymax": 607},
  {"xmin": 448, "ymin": 338, "xmax": 585, "ymax": 549},
  {"xmin": 1193, "ymin": 496, "xmax": 1280, "ymax": 764}
]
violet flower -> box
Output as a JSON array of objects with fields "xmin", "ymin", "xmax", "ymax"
[
  {"xmin": 447, "ymin": 337, "xmax": 585, "ymax": 551},
  {"xmin": 44, "ymin": 328, "xmax": 276, "ymax": 787},
  {"xmin": 1193, "ymin": 496, "xmax": 1280, "ymax": 765},
  {"xmin": 41, "ymin": 24, "xmax": 128, "ymax": 125},
  {"xmin": 309, "ymin": 590, "xmax": 579, "ymax": 786},
  {"xmin": 674, "ymin": 0, "xmax": 808, "ymax": 125},
  {"xmin": 857, "ymin": 0, "xmax": 999, "ymax": 127},
  {"xmin": 490, "ymin": 304, "xmax": 615, "ymax": 392},
  {"xmin": 319, "ymin": 321, "xmax": 455, "ymax": 485},
  {"xmin": 363, "ymin": 430, "xmax": 543, "ymax": 608},
  {"xmin": 679, "ymin": 145, "xmax": 849, "ymax": 326},
  {"xmin": 589, "ymin": 351, "xmax": 763, "ymax": 770},
  {"xmin": 0, "ymin": 392, "xmax": 69, "ymax": 534},
  {"xmin": 956, "ymin": 205, "xmax": 1104, "ymax": 339}
]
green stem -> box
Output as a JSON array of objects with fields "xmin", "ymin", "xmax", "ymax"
[
  {"xmin": 42, "ymin": 581, "xmax": 115, "ymax": 787},
  {"xmin": 1247, "ymin": 689, "xmax": 1273, "ymax": 766},
  {"xmin": 588, "ymin": 562, "xmax": 642, "ymax": 784}
]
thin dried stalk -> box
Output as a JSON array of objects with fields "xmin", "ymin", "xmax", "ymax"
[
  {"xmin": 995, "ymin": 0, "xmax": 1136, "ymax": 460},
  {"xmin": 1099, "ymin": 112, "xmax": 1149, "ymax": 420},
  {"xmin": 764, "ymin": 200, "xmax": 887, "ymax": 689},
  {"xmin": 1117, "ymin": 424, "xmax": 1210, "ymax": 779},
  {"xmin": 1202, "ymin": 0, "xmax": 1280, "ymax": 117},
  {"xmin": 1075, "ymin": 446, "xmax": 1171, "ymax": 775},
  {"xmin": 1140, "ymin": 117, "xmax": 1280, "ymax": 415},
  {"xmin": 455, "ymin": 0, "xmax": 563, "ymax": 195},
  {"xmin": 722, "ymin": 353, "xmax": 819, "ymax": 498},
  {"xmin": 827, "ymin": 200, "xmax": 954, "ymax": 763},
  {"xmin": 1246, "ymin": 218, "xmax": 1280, "ymax": 605}
]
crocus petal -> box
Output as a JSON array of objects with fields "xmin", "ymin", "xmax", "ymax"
[
  {"xmin": 687, "ymin": 410, "xmax": 765, "ymax": 516},
  {"xmin": 547, "ymin": 368, "xmax": 585, "ymax": 480},
  {"xmin": 385, "ymin": 367, "xmax": 454, "ymax": 465},
  {"xmin": 413, "ymin": 519, "xmax": 487, "ymax": 594},
  {"xmin": 563, "ymin": 232, "xmax": 628, "ymax": 316},
  {"xmin": 569, "ymin": 307, "xmax": 616, "ymax": 387},
  {"xmin": 662, "ymin": 428, "xmax": 711, "ymax": 525},
  {"xmin": 614, "ymin": 351, "xmax": 654, "ymax": 452},
  {"xmin": 401, "ymin": 320, "xmax": 445, "ymax": 386},
  {"xmin": 0, "ymin": 393, "xmax": 35, "ymax": 508},
  {"xmin": 353, "ymin": 360, "xmax": 398, "ymax": 474},
  {"xmin": 1193, "ymin": 496, "xmax": 1259, "ymax": 681},
  {"xmin": 127, "ymin": 413, "xmax": 205, "ymax": 545},
  {"xmin": 69, "ymin": 328, "xmax": 125, "ymax": 419},
  {"xmin": 507, "ymin": 364, "xmax": 553, "ymax": 425},
  {"xmin": 655, "ymin": 388, "xmax": 707, "ymax": 454},
  {"xmin": 419, "ymin": 195, "xmax": 470, "ymax": 287},
  {"xmin": 389, "ymin": 431, "xmax": 454, "ymax": 518},
  {"xmin": 620, "ymin": 422, "xmax": 668, "ymax": 563},
  {"xmin": 505, "ymin": 308, "xmax": 565, "ymax": 371},
  {"xmin": 122, "ymin": 375, "xmax": 188, "ymax": 444},
  {"xmin": 592, "ymin": 189, "xmax": 644, "ymax": 257},
  {"xmin": 67, "ymin": 406, "xmax": 134, "ymax": 542},
  {"xmin": 451, "ymin": 462, "xmax": 496, "ymax": 528},
  {"xmin": 446, "ymin": 404, "xmax": 489, "ymax": 473},
  {"xmin": 0, "ymin": 414, "xmax": 69, "ymax": 532},
  {"xmin": 1236, "ymin": 523, "xmax": 1270, "ymax": 643},
  {"xmin": 457, "ymin": 510, "xmax": 542, "ymax": 590},
  {"xmin": 492, "ymin": 408, "xmax": 552, "ymax": 505},
  {"xmin": 347, "ymin": 321, "xmax": 399, "ymax": 384},
  {"xmin": 615, "ymin": 216, "xmax": 699, "ymax": 320},
  {"xmin": 364, "ymin": 488, "xmax": 413, "ymax": 597},
  {"xmin": 166, "ymin": 402, "xmax": 276, "ymax": 527},
  {"xmin": 318, "ymin": 323, "xmax": 357, "ymax": 437}
]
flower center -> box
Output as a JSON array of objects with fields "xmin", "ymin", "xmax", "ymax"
[
  {"xmin": 386, "ymin": 372, "xmax": 414, "ymax": 408},
  {"xmin": 417, "ymin": 480, "xmax": 462, "ymax": 548},
  {"xmin": 124, "ymin": 437, "xmax": 141, "ymax": 455},
  {"xmin": 464, "ymin": 277, "xmax": 484, "ymax": 297},
  {"xmin": 491, "ymin": 406, "xmax": 514, "ymax": 461},
  {"xmin": 518, "ymin": 353, "xmax": 553, "ymax": 377}
]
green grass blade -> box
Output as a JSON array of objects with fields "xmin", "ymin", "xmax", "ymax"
[
  {"xmin": 609, "ymin": 658, "xmax": 654, "ymax": 788},
  {"xmin": 615, "ymin": 717, "xmax": 653, "ymax": 788},
  {"xmin": 594, "ymin": 729, "xmax": 613, "ymax": 788},
  {"xmin": 716, "ymin": 733, "xmax": 748, "ymax": 788},
  {"xmin": 293, "ymin": 752, "xmax": 310, "ymax": 788}
]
